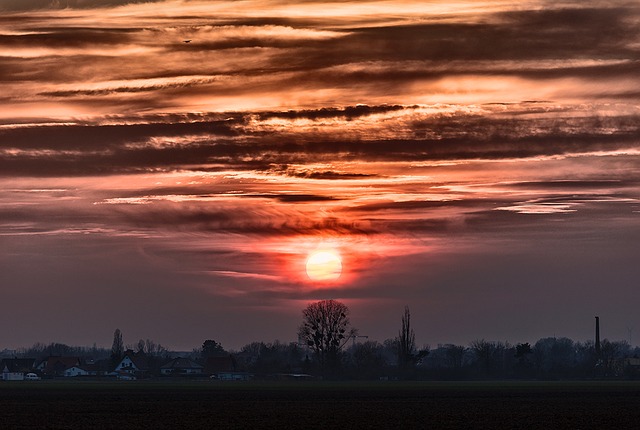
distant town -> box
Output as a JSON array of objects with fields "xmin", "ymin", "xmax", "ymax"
[{"xmin": 2, "ymin": 302, "xmax": 639, "ymax": 382}]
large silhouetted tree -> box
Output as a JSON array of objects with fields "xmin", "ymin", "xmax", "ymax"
[
  {"xmin": 397, "ymin": 306, "xmax": 428, "ymax": 378},
  {"xmin": 201, "ymin": 339, "xmax": 226, "ymax": 358},
  {"xmin": 398, "ymin": 306, "xmax": 416, "ymax": 370},
  {"xmin": 110, "ymin": 328, "xmax": 123, "ymax": 364},
  {"xmin": 299, "ymin": 299, "xmax": 356, "ymax": 376}
]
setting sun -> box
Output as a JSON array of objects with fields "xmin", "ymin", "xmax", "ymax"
[
  {"xmin": 305, "ymin": 250, "xmax": 342, "ymax": 281},
  {"xmin": 0, "ymin": 0, "xmax": 638, "ymax": 390}
]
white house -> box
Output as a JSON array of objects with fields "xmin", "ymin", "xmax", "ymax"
[
  {"xmin": 64, "ymin": 366, "xmax": 89, "ymax": 377},
  {"xmin": 160, "ymin": 357, "xmax": 203, "ymax": 376},
  {"xmin": 1, "ymin": 358, "xmax": 36, "ymax": 381},
  {"xmin": 2, "ymin": 365, "xmax": 25, "ymax": 381},
  {"xmin": 112, "ymin": 350, "xmax": 150, "ymax": 378},
  {"xmin": 36, "ymin": 356, "xmax": 81, "ymax": 377},
  {"xmin": 113, "ymin": 355, "xmax": 137, "ymax": 373}
]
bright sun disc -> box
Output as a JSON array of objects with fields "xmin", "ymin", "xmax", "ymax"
[{"xmin": 305, "ymin": 250, "xmax": 342, "ymax": 281}]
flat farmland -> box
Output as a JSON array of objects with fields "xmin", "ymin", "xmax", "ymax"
[{"xmin": 1, "ymin": 380, "xmax": 640, "ymax": 429}]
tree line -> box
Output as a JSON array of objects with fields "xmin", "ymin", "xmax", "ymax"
[
  {"xmin": 294, "ymin": 300, "xmax": 639, "ymax": 380},
  {"xmin": 5, "ymin": 300, "xmax": 639, "ymax": 380}
]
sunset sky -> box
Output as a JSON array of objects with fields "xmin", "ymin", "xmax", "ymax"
[{"xmin": 1, "ymin": 0, "xmax": 639, "ymax": 351}]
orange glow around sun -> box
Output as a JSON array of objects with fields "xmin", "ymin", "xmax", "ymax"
[{"xmin": 305, "ymin": 250, "xmax": 342, "ymax": 282}]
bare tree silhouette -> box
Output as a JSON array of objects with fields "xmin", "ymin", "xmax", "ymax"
[
  {"xmin": 397, "ymin": 306, "xmax": 428, "ymax": 378},
  {"xmin": 110, "ymin": 328, "xmax": 124, "ymax": 364},
  {"xmin": 299, "ymin": 299, "xmax": 356, "ymax": 377}
]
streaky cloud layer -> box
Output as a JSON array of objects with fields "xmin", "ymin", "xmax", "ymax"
[{"xmin": 0, "ymin": 0, "xmax": 638, "ymax": 350}]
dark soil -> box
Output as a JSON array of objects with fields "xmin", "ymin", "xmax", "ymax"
[{"xmin": 1, "ymin": 380, "xmax": 639, "ymax": 429}]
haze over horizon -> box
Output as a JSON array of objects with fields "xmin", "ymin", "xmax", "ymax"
[{"xmin": 1, "ymin": 0, "xmax": 638, "ymax": 351}]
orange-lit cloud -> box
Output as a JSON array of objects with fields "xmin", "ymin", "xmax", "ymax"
[{"xmin": 0, "ymin": 0, "xmax": 639, "ymax": 350}]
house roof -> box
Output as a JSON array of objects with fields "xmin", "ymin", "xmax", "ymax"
[
  {"xmin": 39, "ymin": 356, "xmax": 81, "ymax": 374},
  {"xmin": 118, "ymin": 351, "xmax": 150, "ymax": 371},
  {"xmin": 160, "ymin": 357, "xmax": 203, "ymax": 370}
]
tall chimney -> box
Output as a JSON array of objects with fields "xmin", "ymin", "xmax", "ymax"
[{"xmin": 595, "ymin": 316, "xmax": 601, "ymax": 357}]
